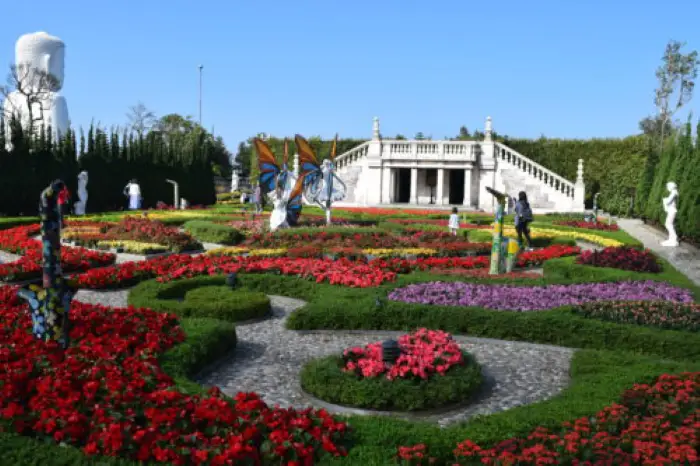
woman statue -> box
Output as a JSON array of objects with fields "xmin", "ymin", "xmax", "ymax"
[
  {"xmin": 74, "ymin": 171, "xmax": 88, "ymax": 215},
  {"xmin": 123, "ymin": 179, "xmax": 142, "ymax": 210},
  {"xmin": 661, "ymin": 181, "xmax": 679, "ymax": 247}
]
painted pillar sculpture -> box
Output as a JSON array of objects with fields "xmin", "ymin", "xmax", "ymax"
[{"xmin": 17, "ymin": 180, "xmax": 75, "ymax": 350}]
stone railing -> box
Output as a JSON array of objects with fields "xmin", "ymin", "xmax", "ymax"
[
  {"xmin": 336, "ymin": 142, "xmax": 370, "ymax": 169},
  {"xmin": 494, "ymin": 143, "xmax": 576, "ymax": 199},
  {"xmin": 384, "ymin": 140, "xmax": 477, "ymax": 160}
]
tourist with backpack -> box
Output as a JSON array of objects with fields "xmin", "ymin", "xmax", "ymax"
[{"xmin": 514, "ymin": 191, "xmax": 533, "ymax": 249}]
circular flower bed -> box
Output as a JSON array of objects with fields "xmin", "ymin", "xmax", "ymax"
[
  {"xmin": 300, "ymin": 329, "xmax": 483, "ymax": 411},
  {"xmin": 575, "ymin": 300, "xmax": 700, "ymax": 331},
  {"xmin": 129, "ymin": 276, "xmax": 271, "ymax": 322},
  {"xmin": 576, "ymin": 246, "xmax": 661, "ymax": 273},
  {"xmin": 388, "ymin": 281, "xmax": 694, "ymax": 311}
]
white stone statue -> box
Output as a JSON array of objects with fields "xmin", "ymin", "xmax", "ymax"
[
  {"xmin": 661, "ymin": 181, "xmax": 679, "ymax": 247},
  {"xmin": 230, "ymin": 172, "xmax": 239, "ymax": 192},
  {"xmin": 123, "ymin": 179, "xmax": 142, "ymax": 210},
  {"xmin": 74, "ymin": 171, "xmax": 88, "ymax": 215},
  {"xmin": 254, "ymin": 138, "xmax": 302, "ymax": 231},
  {"xmin": 3, "ymin": 32, "xmax": 70, "ymax": 147},
  {"xmin": 295, "ymin": 135, "xmax": 347, "ymax": 225},
  {"xmin": 180, "ymin": 198, "xmax": 188, "ymax": 210}
]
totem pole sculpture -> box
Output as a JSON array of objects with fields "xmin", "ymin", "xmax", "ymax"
[
  {"xmin": 295, "ymin": 134, "xmax": 347, "ymax": 225},
  {"xmin": 17, "ymin": 180, "xmax": 75, "ymax": 350},
  {"xmin": 485, "ymin": 187, "xmax": 519, "ymax": 275}
]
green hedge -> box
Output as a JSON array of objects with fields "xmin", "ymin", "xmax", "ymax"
[
  {"xmin": 183, "ymin": 220, "xmax": 244, "ymax": 244},
  {"xmin": 129, "ymin": 276, "xmax": 270, "ymax": 322},
  {"xmin": 301, "ymin": 351, "xmax": 483, "ymax": 411}
]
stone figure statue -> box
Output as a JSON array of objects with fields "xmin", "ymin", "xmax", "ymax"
[
  {"xmin": 230, "ymin": 171, "xmax": 239, "ymax": 192},
  {"xmin": 3, "ymin": 32, "xmax": 70, "ymax": 148},
  {"xmin": 295, "ymin": 134, "xmax": 347, "ymax": 225},
  {"xmin": 123, "ymin": 179, "xmax": 142, "ymax": 210},
  {"xmin": 661, "ymin": 181, "xmax": 679, "ymax": 247},
  {"xmin": 255, "ymin": 138, "xmax": 303, "ymax": 231},
  {"xmin": 73, "ymin": 171, "xmax": 88, "ymax": 215}
]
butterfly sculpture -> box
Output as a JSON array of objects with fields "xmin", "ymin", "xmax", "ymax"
[
  {"xmin": 254, "ymin": 137, "xmax": 304, "ymax": 230},
  {"xmin": 295, "ymin": 134, "xmax": 347, "ymax": 224}
]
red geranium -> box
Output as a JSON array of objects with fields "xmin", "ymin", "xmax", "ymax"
[
  {"xmin": 343, "ymin": 329, "xmax": 463, "ymax": 381},
  {"xmin": 577, "ymin": 246, "xmax": 661, "ymax": 273}
]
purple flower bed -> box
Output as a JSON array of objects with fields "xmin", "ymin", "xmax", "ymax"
[{"xmin": 387, "ymin": 281, "xmax": 695, "ymax": 311}]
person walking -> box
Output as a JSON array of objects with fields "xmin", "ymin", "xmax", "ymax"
[
  {"xmin": 448, "ymin": 207, "xmax": 460, "ymax": 236},
  {"xmin": 124, "ymin": 179, "xmax": 142, "ymax": 210},
  {"xmin": 514, "ymin": 191, "xmax": 533, "ymax": 249}
]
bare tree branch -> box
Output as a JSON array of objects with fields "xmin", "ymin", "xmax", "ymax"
[{"xmin": 1, "ymin": 64, "xmax": 60, "ymax": 137}]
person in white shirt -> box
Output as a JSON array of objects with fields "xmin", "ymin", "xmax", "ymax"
[
  {"xmin": 123, "ymin": 179, "xmax": 142, "ymax": 210},
  {"xmin": 448, "ymin": 207, "xmax": 460, "ymax": 236}
]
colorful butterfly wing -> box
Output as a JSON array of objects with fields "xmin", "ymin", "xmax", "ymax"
[
  {"xmin": 254, "ymin": 138, "xmax": 280, "ymax": 194},
  {"xmin": 294, "ymin": 134, "xmax": 322, "ymax": 190},
  {"xmin": 286, "ymin": 176, "xmax": 305, "ymax": 226},
  {"xmin": 329, "ymin": 133, "xmax": 338, "ymax": 161}
]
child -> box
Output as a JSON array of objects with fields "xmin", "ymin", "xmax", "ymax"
[
  {"xmin": 448, "ymin": 207, "xmax": 460, "ymax": 236},
  {"xmin": 514, "ymin": 191, "xmax": 533, "ymax": 249}
]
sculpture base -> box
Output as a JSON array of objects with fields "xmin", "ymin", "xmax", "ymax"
[{"xmin": 661, "ymin": 239, "xmax": 679, "ymax": 247}]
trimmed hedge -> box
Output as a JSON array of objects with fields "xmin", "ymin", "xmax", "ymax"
[
  {"xmin": 129, "ymin": 275, "xmax": 270, "ymax": 323},
  {"xmin": 301, "ymin": 351, "xmax": 483, "ymax": 411},
  {"xmin": 183, "ymin": 220, "xmax": 244, "ymax": 244}
]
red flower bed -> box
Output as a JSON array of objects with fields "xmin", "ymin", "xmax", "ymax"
[
  {"xmin": 343, "ymin": 329, "xmax": 463, "ymax": 380},
  {"xmin": 286, "ymin": 245, "xmax": 323, "ymax": 258},
  {"xmin": 577, "ymin": 246, "xmax": 661, "ymax": 273},
  {"xmin": 103, "ymin": 217, "xmax": 201, "ymax": 252},
  {"xmin": 0, "ymin": 225, "xmax": 115, "ymax": 281},
  {"xmin": 0, "ymin": 286, "xmax": 349, "ymax": 464},
  {"xmin": 72, "ymin": 244, "xmax": 577, "ymax": 290},
  {"xmin": 554, "ymin": 220, "xmax": 620, "ymax": 231},
  {"xmin": 73, "ymin": 254, "xmax": 399, "ymax": 289},
  {"xmin": 398, "ymin": 371, "xmax": 699, "ymax": 465}
]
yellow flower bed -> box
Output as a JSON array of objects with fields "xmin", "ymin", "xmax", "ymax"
[
  {"xmin": 96, "ymin": 240, "xmax": 169, "ymax": 254},
  {"xmin": 248, "ymin": 248, "xmax": 288, "ymax": 257},
  {"xmin": 207, "ymin": 246, "xmax": 250, "ymax": 256},
  {"xmin": 500, "ymin": 226, "xmax": 622, "ymax": 247},
  {"xmin": 362, "ymin": 248, "xmax": 438, "ymax": 257}
]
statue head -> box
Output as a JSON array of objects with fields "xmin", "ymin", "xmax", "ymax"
[
  {"xmin": 15, "ymin": 32, "xmax": 65, "ymax": 91},
  {"xmin": 667, "ymin": 181, "xmax": 677, "ymax": 192}
]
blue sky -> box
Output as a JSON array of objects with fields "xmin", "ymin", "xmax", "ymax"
[{"xmin": 1, "ymin": 0, "xmax": 699, "ymax": 152}]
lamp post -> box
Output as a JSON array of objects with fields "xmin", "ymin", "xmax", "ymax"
[
  {"xmin": 166, "ymin": 179, "xmax": 179, "ymax": 209},
  {"xmin": 198, "ymin": 65, "xmax": 203, "ymax": 126}
]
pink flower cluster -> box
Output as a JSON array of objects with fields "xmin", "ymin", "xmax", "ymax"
[{"xmin": 343, "ymin": 329, "xmax": 463, "ymax": 381}]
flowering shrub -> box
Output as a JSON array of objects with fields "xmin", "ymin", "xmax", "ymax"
[
  {"xmin": 577, "ymin": 246, "xmax": 661, "ymax": 273},
  {"xmin": 388, "ymin": 280, "xmax": 694, "ymax": 311},
  {"xmin": 554, "ymin": 219, "xmax": 620, "ymax": 231},
  {"xmin": 399, "ymin": 372, "xmax": 700, "ymax": 465},
  {"xmin": 575, "ymin": 300, "xmax": 700, "ymax": 331},
  {"xmin": 387, "ymin": 218, "xmax": 490, "ymax": 229},
  {"xmin": 433, "ymin": 269, "xmax": 542, "ymax": 279},
  {"xmin": 343, "ymin": 329, "xmax": 463, "ymax": 380},
  {"xmin": 0, "ymin": 225, "xmax": 115, "ymax": 281},
  {"xmin": 106, "ymin": 217, "xmax": 201, "ymax": 252},
  {"xmin": 228, "ymin": 219, "xmax": 266, "ymax": 234},
  {"xmin": 0, "ymin": 286, "xmax": 349, "ymax": 464},
  {"xmin": 286, "ymin": 245, "xmax": 323, "ymax": 258}
]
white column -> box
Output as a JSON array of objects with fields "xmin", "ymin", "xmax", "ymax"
[
  {"xmin": 410, "ymin": 168, "xmax": 418, "ymax": 204},
  {"xmin": 388, "ymin": 168, "xmax": 395, "ymax": 203},
  {"xmin": 436, "ymin": 169, "xmax": 444, "ymax": 205},
  {"xmin": 381, "ymin": 166, "xmax": 391, "ymax": 203},
  {"xmin": 573, "ymin": 158, "xmax": 585, "ymax": 212},
  {"xmin": 463, "ymin": 168, "xmax": 472, "ymax": 207}
]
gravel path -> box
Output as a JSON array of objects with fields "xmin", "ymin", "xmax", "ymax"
[{"xmin": 200, "ymin": 295, "xmax": 574, "ymax": 427}]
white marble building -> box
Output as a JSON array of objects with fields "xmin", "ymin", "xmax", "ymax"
[{"xmin": 331, "ymin": 117, "xmax": 585, "ymax": 212}]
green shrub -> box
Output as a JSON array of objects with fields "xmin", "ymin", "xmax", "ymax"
[
  {"xmin": 301, "ymin": 351, "xmax": 483, "ymax": 411},
  {"xmin": 129, "ymin": 276, "xmax": 270, "ymax": 323},
  {"xmin": 183, "ymin": 220, "xmax": 244, "ymax": 244},
  {"xmin": 0, "ymin": 216, "xmax": 39, "ymax": 229}
]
